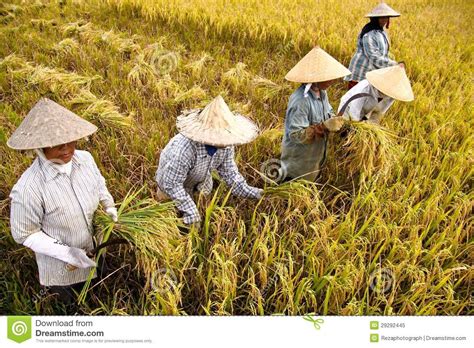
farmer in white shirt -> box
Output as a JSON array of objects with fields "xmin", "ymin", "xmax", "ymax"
[
  {"xmin": 155, "ymin": 95, "xmax": 262, "ymax": 230},
  {"xmin": 338, "ymin": 65, "xmax": 414, "ymax": 123},
  {"xmin": 8, "ymin": 98, "xmax": 118, "ymax": 309}
]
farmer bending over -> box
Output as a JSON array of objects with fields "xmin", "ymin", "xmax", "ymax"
[{"xmin": 155, "ymin": 96, "xmax": 263, "ymax": 231}]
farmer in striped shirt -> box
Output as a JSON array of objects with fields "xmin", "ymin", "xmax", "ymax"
[
  {"xmin": 338, "ymin": 65, "xmax": 414, "ymax": 123},
  {"xmin": 280, "ymin": 47, "xmax": 351, "ymax": 182},
  {"xmin": 155, "ymin": 96, "xmax": 262, "ymax": 230},
  {"xmin": 8, "ymin": 98, "xmax": 117, "ymax": 308},
  {"xmin": 345, "ymin": 2, "xmax": 402, "ymax": 89}
]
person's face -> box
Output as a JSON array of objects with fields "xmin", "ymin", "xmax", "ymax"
[
  {"xmin": 315, "ymin": 79, "xmax": 337, "ymax": 90},
  {"xmin": 378, "ymin": 17, "xmax": 390, "ymax": 28},
  {"xmin": 43, "ymin": 141, "xmax": 76, "ymax": 164}
]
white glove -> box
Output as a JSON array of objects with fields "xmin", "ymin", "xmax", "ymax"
[
  {"xmin": 323, "ymin": 116, "xmax": 344, "ymax": 132},
  {"xmin": 106, "ymin": 206, "xmax": 118, "ymax": 222},
  {"xmin": 67, "ymin": 248, "xmax": 96, "ymax": 268},
  {"xmin": 23, "ymin": 231, "xmax": 96, "ymax": 269},
  {"xmin": 366, "ymin": 110, "xmax": 383, "ymax": 124}
]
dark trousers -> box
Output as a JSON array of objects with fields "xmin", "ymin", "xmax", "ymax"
[{"xmin": 48, "ymin": 281, "xmax": 85, "ymax": 314}]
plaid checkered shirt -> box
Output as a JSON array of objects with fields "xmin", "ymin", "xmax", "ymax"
[
  {"xmin": 155, "ymin": 133, "xmax": 262, "ymax": 224},
  {"xmin": 345, "ymin": 29, "xmax": 397, "ymax": 82}
]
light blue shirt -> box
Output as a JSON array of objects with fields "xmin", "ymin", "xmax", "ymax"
[{"xmin": 280, "ymin": 85, "xmax": 334, "ymax": 181}]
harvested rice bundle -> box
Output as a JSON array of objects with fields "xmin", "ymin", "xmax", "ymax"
[
  {"xmin": 78, "ymin": 189, "xmax": 184, "ymax": 303},
  {"xmin": 52, "ymin": 38, "xmax": 79, "ymax": 55},
  {"xmin": 337, "ymin": 121, "xmax": 401, "ymax": 183},
  {"xmin": 69, "ymin": 90, "xmax": 133, "ymax": 130}
]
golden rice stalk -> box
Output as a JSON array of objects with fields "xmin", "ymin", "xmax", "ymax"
[
  {"xmin": 127, "ymin": 53, "xmax": 158, "ymax": 87},
  {"xmin": 30, "ymin": 18, "xmax": 58, "ymax": 29},
  {"xmin": 222, "ymin": 62, "xmax": 251, "ymax": 88},
  {"xmin": 173, "ymin": 86, "xmax": 206, "ymax": 103},
  {"xmin": 252, "ymin": 75, "xmax": 285, "ymax": 101},
  {"xmin": 152, "ymin": 76, "xmax": 181, "ymax": 100},
  {"xmin": 0, "ymin": 3, "xmax": 22, "ymax": 23},
  {"xmin": 0, "ymin": 53, "xmax": 25, "ymax": 70},
  {"xmin": 52, "ymin": 38, "xmax": 79, "ymax": 55},
  {"xmin": 143, "ymin": 43, "xmax": 180, "ymax": 77},
  {"xmin": 69, "ymin": 90, "xmax": 133, "ymax": 130},
  {"xmin": 338, "ymin": 121, "xmax": 402, "ymax": 182},
  {"xmin": 4, "ymin": 56, "xmax": 101, "ymax": 96},
  {"xmin": 185, "ymin": 52, "xmax": 213, "ymax": 77},
  {"xmin": 61, "ymin": 20, "xmax": 92, "ymax": 36},
  {"xmin": 98, "ymin": 30, "xmax": 140, "ymax": 55}
]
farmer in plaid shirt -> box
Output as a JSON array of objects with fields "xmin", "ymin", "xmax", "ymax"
[
  {"xmin": 345, "ymin": 2, "xmax": 402, "ymax": 89},
  {"xmin": 155, "ymin": 96, "xmax": 262, "ymax": 229}
]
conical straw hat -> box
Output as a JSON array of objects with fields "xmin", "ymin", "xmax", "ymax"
[
  {"xmin": 176, "ymin": 95, "xmax": 259, "ymax": 147},
  {"xmin": 366, "ymin": 65, "xmax": 414, "ymax": 101},
  {"xmin": 285, "ymin": 46, "xmax": 351, "ymax": 83},
  {"xmin": 366, "ymin": 1, "xmax": 400, "ymax": 17},
  {"xmin": 7, "ymin": 98, "xmax": 97, "ymax": 150}
]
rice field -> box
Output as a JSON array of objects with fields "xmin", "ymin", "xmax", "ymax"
[{"xmin": 0, "ymin": 0, "xmax": 472, "ymax": 315}]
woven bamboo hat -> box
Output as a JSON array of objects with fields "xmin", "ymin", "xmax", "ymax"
[
  {"xmin": 285, "ymin": 46, "xmax": 351, "ymax": 83},
  {"xmin": 366, "ymin": 1, "xmax": 400, "ymax": 17},
  {"xmin": 366, "ymin": 65, "xmax": 414, "ymax": 101},
  {"xmin": 7, "ymin": 98, "xmax": 97, "ymax": 150},
  {"xmin": 176, "ymin": 95, "xmax": 259, "ymax": 147}
]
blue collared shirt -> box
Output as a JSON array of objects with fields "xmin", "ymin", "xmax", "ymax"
[{"xmin": 280, "ymin": 85, "xmax": 334, "ymax": 181}]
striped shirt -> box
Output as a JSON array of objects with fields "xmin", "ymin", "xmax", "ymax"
[
  {"xmin": 155, "ymin": 133, "xmax": 262, "ymax": 224},
  {"xmin": 10, "ymin": 150, "xmax": 115, "ymax": 286},
  {"xmin": 345, "ymin": 29, "xmax": 397, "ymax": 82},
  {"xmin": 281, "ymin": 84, "xmax": 333, "ymax": 181},
  {"xmin": 338, "ymin": 79, "xmax": 394, "ymax": 121}
]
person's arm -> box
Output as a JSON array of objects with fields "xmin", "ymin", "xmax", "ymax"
[
  {"xmin": 86, "ymin": 152, "xmax": 117, "ymax": 221},
  {"xmin": 362, "ymin": 31, "xmax": 397, "ymax": 69},
  {"xmin": 10, "ymin": 185, "xmax": 95, "ymax": 268},
  {"xmin": 158, "ymin": 149, "xmax": 201, "ymax": 225},
  {"xmin": 287, "ymin": 98, "xmax": 325, "ymax": 144},
  {"xmin": 216, "ymin": 147, "xmax": 262, "ymax": 199},
  {"xmin": 342, "ymin": 95, "xmax": 367, "ymax": 121}
]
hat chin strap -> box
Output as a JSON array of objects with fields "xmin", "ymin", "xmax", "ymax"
[
  {"xmin": 35, "ymin": 148, "xmax": 73, "ymax": 175},
  {"xmin": 304, "ymin": 83, "xmax": 312, "ymax": 98}
]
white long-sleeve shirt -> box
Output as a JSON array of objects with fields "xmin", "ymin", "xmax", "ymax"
[
  {"xmin": 338, "ymin": 79, "xmax": 394, "ymax": 121},
  {"xmin": 10, "ymin": 150, "xmax": 115, "ymax": 286}
]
